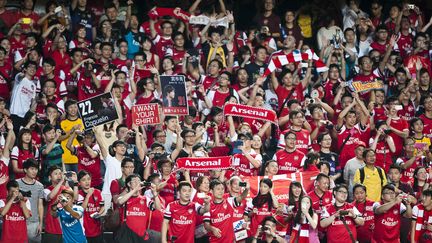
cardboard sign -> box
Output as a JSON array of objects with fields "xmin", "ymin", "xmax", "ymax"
[
  {"xmin": 77, "ymin": 92, "xmax": 118, "ymax": 130},
  {"xmin": 160, "ymin": 75, "xmax": 188, "ymax": 115},
  {"xmin": 349, "ymin": 79, "xmax": 383, "ymax": 93},
  {"xmin": 131, "ymin": 104, "xmax": 161, "ymax": 126}
]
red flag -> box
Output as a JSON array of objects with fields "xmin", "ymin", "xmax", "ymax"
[{"xmin": 241, "ymin": 171, "xmax": 319, "ymax": 204}]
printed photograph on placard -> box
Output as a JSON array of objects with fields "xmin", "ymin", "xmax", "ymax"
[{"xmin": 159, "ymin": 75, "xmax": 189, "ymax": 115}]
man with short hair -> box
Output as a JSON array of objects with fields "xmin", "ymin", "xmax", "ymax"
[
  {"xmin": 17, "ymin": 158, "xmax": 44, "ymax": 243},
  {"xmin": 161, "ymin": 181, "xmax": 210, "ymax": 243},
  {"xmin": 40, "ymin": 124, "xmax": 64, "ymax": 185},
  {"xmin": 9, "ymin": 61, "xmax": 40, "ymax": 136},
  {"xmin": 344, "ymin": 141, "xmax": 366, "ymax": 200},
  {"xmin": 372, "ymin": 184, "xmax": 412, "ymax": 242},
  {"xmin": 321, "ymin": 184, "xmax": 364, "ymax": 242},
  {"xmin": 308, "ymin": 173, "xmax": 333, "ymax": 214},
  {"xmin": 273, "ymin": 131, "xmax": 306, "ymax": 175},
  {"xmin": 0, "ymin": 180, "xmax": 32, "ymax": 242}
]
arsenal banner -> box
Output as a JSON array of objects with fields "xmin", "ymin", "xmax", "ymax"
[
  {"xmin": 241, "ymin": 171, "xmax": 319, "ymax": 204},
  {"xmin": 223, "ymin": 103, "xmax": 278, "ymax": 125},
  {"xmin": 176, "ymin": 156, "xmax": 232, "ymax": 171}
]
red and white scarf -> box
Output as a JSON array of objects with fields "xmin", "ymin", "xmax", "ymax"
[{"xmin": 263, "ymin": 49, "xmax": 328, "ymax": 77}]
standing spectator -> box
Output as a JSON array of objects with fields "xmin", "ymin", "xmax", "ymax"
[
  {"xmin": 290, "ymin": 196, "xmax": 319, "ymax": 242},
  {"xmin": 273, "ymin": 131, "xmax": 306, "ymax": 174},
  {"xmin": 0, "ymin": 0, "xmax": 17, "ymax": 29},
  {"xmin": 17, "ymin": 159, "xmax": 44, "ymax": 243},
  {"xmin": 369, "ymin": 120, "xmax": 396, "ymax": 172},
  {"xmin": 40, "ymin": 124, "xmax": 64, "ymax": 185},
  {"xmin": 253, "ymin": 0, "xmax": 281, "ymax": 39},
  {"xmin": 77, "ymin": 170, "xmax": 104, "ymax": 243},
  {"xmin": 0, "ymin": 180, "xmax": 32, "ymax": 242},
  {"xmin": 60, "ymin": 99, "xmax": 83, "ymax": 173},
  {"xmin": 70, "ymin": 0, "xmax": 96, "ymax": 41},
  {"xmin": 353, "ymin": 149, "xmax": 387, "ymax": 202},
  {"xmin": 246, "ymin": 178, "xmax": 279, "ymax": 238},
  {"xmin": 203, "ymin": 179, "xmax": 249, "ymax": 243},
  {"xmin": 372, "ymin": 184, "xmax": 412, "ymax": 242},
  {"xmin": 344, "ymin": 142, "xmax": 365, "ymax": 200},
  {"xmin": 308, "ymin": 173, "xmax": 333, "ymax": 214},
  {"xmin": 50, "ymin": 188, "xmax": 86, "ymax": 243},
  {"xmin": 318, "ymin": 132, "xmax": 341, "ymax": 182},
  {"xmin": 43, "ymin": 166, "xmax": 76, "ymax": 243},
  {"xmin": 0, "ymin": 119, "xmax": 15, "ymax": 201},
  {"xmin": 352, "ymin": 184, "xmax": 375, "ymax": 243},
  {"xmin": 251, "ymin": 216, "xmax": 285, "ymax": 243},
  {"xmin": 396, "ymin": 137, "xmax": 426, "ymax": 185},
  {"xmin": 9, "ymin": 61, "xmax": 39, "ymax": 136},
  {"xmin": 411, "ymin": 189, "xmax": 432, "ymax": 242},
  {"xmin": 161, "ymin": 181, "xmax": 210, "ymax": 243},
  {"xmin": 11, "ymin": 128, "xmax": 39, "ymax": 179},
  {"xmin": 320, "ymin": 184, "xmax": 365, "ymax": 242}
]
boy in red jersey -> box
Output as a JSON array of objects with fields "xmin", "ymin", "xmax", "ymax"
[
  {"xmin": 0, "ymin": 180, "xmax": 32, "ymax": 243},
  {"xmin": 372, "ymin": 184, "xmax": 412, "ymax": 243},
  {"xmin": 203, "ymin": 179, "xmax": 250, "ymax": 243},
  {"xmin": 161, "ymin": 181, "xmax": 210, "ymax": 243}
]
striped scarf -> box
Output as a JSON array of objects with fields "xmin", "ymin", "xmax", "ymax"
[
  {"xmin": 413, "ymin": 204, "xmax": 432, "ymax": 242},
  {"xmin": 263, "ymin": 49, "xmax": 328, "ymax": 77}
]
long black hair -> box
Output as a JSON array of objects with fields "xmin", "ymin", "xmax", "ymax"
[
  {"xmin": 288, "ymin": 181, "xmax": 304, "ymax": 208},
  {"xmin": 293, "ymin": 196, "xmax": 314, "ymax": 225},
  {"xmin": 252, "ymin": 178, "xmax": 274, "ymax": 209}
]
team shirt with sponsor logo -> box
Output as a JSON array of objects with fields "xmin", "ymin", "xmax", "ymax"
[
  {"xmin": 77, "ymin": 189, "xmax": 104, "ymax": 237},
  {"xmin": 164, "ymin": 200, "xmax": 203, "ymax": 243},
  {"xmin": 203, "ymin": 197, "xmax": 240, "ymax": 243},
  {"xmin": 273, "ymin": 149, "xmax": 306, "ymax": 175},
  {"xmin": 321, "ymin": 203, "xmax": 361, "ymax": 243},
  {"xmin": 372, "ymin": 202, "xmax": 406, "ymax": 242},
  {"xmin": 0, "ymin": 198, "xmax": 31, "ymax": 242}
]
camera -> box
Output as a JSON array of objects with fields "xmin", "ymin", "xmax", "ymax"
[
  {"xmin": 339, "ymin": 210, "xmax": 349, "ymax": 216},
  {"xmin": 128, "ymin": 131, "xmax": 136, "ymax": 137},
  {"xmin": 140, "ymin": 181, "xmax": 151, "ymax": 187},
  {"xmin": 239, "ymin": 182, "xmax": 247, "ymax": 187},
  {"xmin": 19, "ymin": 190, "xmax": 32, "ymax": 198},
  {"xmin": 383, "ymin": 129, "xmax": 391, "ymax": 135},
  {"xmin": 210, "ymin": 122, "xmax": 217, "ymax": 127},
  {"xmin": 262, "ymin": 226, "xmax": 269, "ymax": 232},
  {"xmin": 76, "ymin": 134, "xmax": 84, "ymax": 143},
  {"xmin": 65, "ymin": 171, "xmax": 73, "ymax": 178},
  {"xmin": 326, "ymin": 123, "xmax": 334, "ymax": 130},
  {"xmin": 60, "ymin": 195, "xmax": 69, "ymax": 203},
  {"xmin": 308, "ymin": 98, "xmax": 315, "ymax": 104}
]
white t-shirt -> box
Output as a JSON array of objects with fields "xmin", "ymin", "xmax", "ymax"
[
  {"xmin": 101, "ymin": 155, "xmax": 122, "ymax": 195},
  {"xmin": 10, "ymin": 74, "xmax": 40, "ymax": 118}
]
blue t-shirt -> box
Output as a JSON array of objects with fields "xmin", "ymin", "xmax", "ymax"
[{"xmin": 58, "ymin": 205, "xmax": 87, "ymax": 243}]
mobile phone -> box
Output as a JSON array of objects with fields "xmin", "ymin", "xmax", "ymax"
[
  {"xmin": 197, "ymin": 192, "xmax": 206, "ymax": 199},
  {"xmin": 22, "ymin": 18, "xmax": 31, "ymax": 24},
  {"xmin": 65, "ymin": 171, "xmax": 73, "ymax": 178},
  {"xmin": 140, "ymin": 181, "xmax": 151, "ymax": 187},
  {"xmin": 54, "ymin": 6, "xmax": 62, "ymax": 13},
  {"xmin": 232, "ymin": 140, "xmax": 244, "ymax": 154},
  {"xmin": 394, "ymin": 105, "xmax": 403, "ymax": 111},
  {"xmin": 407, "ymin": 4, "xmax": 415, "ymax": 9},
  {"xmin": 287, "ymin": 205, "xmax": 295, "ymax": 212},
  {"xmin": 239, "ymin": 182, "xmax": 247, "ymax": 187},
  {"xmin": 414, "ymin": 143, "xmax": 427, "ymax": 151}
]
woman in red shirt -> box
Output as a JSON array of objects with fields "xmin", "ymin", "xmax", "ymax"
[
  {"xmin": 11, "ymin": 128, "xmax": 38, "ymax": 179},
  {"xmin": 246, "ymin": 178, "xmax": 279, "ymax": 238}
]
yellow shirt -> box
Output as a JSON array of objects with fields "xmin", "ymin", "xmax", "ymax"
[
  {"xmin": 353, "ymin": 166, "xmax": 387, "ymax": 202},
  {"xmin": 414, "ymin": 136, "xmax": 431, "ymax": 155},
  {"xmin": 60, "ymin": 118, "xmax": 84, "ymax": 164}
]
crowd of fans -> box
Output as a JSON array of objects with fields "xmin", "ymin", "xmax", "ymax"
[{"xmin": 0, "ymin": 0, "xmax": 432, "ymax": 242}]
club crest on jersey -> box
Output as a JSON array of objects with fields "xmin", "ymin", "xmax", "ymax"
[
  {"xmin": 140, "ymin": 199, "xmax": 145, "ymax": 205},
  {"xmin": 294, "ymin": 156, "xmax": 299, "ymax": 160},
  {"xmin": 393, "ymin": 209, "xmax": 398, "ymax": 215},
  {"xmin": 188, "ymin": 208, "xmax": 193, "ymax": 214},
  {"xmin": 223, "ymin": 204, "xmax": 227, "ymax": 209}
]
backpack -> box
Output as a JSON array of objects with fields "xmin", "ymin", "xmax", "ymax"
[{"xmin": 359, "ymin": 166, "xmax": 385, "ymax": 186}]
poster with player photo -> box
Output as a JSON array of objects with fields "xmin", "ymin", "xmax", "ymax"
[
  {"xmin": 160, "ymin": 75, "xmax": 189, "ymax": 115},
  {"xmin": 77, "ymin": 92, "xmax": 119, "ymax": 130}
]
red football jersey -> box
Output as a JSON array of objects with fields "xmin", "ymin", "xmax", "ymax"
[
  {"xmin": 388, "ymin": 117, "xmax": 408, "ymax": 157},
  {"xmin": 273, "ymin": 149, "xmax": 306, "ymax": 174},
  {"xmin": 372, "ymin": 202, "xmax": 405, "ymax": 242},
  {"xmin": 0, "ymin": 158, "xmax": 9, "ymax": 200},
  {"xmin": 420, "ymin": 114, "xmax": 432, "ymax": 139},
  {"xmin": 164, "ymin": 200, "xmax": 202, "ymax": 243},
  {"xmin": 278, "ymin": 128, "xmax": 311, "ymax": 154},
  {"xmin": 396, "ymin": 156, "xmax": 423, "ymax": 185},
  {"xmin": 77, "ymin": 189, "xmax": 104, "ymax": 237},
  {"xmin": 245, "ymin": 200, "xmax": 275, "ymax": 238},
  {"xmin": 203, "ymin": 197, "xmax": 239, "ymax": 243},
  {"xmin": 308, "ymin": 190, "xmax": 333, "ymax": 213},
  {"xmin": 321, "ymin": 203, "xmax": 361, "ymax": 243},
  {"xmin": 124, "ymin": 195, "xmax": 154, "ymax": 237},
  {"xmin": 354, "ymin": 200, "xmax": 375, "ymax": 243},
  {"xmin": 75, "ymin": 145, "xmax": 102, "ymax": 187},
  {"xmin": 43, "ymin": 185, "xmax": 68, "ymax": 234},
  {"xmin": 0, "ymin": 199, "xmax": 31, "ymax": 242}
]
